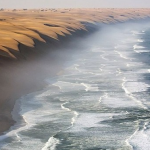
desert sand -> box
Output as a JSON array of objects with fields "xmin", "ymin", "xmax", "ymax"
[
  {"xmin": 0, "ymin": 8, "xmax": 150, "ymax": 59},
  {"xmin": 0, "ymin": 8, "xmax": 150, "ymax": 134}
]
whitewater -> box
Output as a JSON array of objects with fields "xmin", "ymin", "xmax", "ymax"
[{"xmin": 0, "ymin": 21, "xmax": 150, "ymax": 150}]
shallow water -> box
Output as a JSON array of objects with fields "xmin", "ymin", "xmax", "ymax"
[{"xmin": 1, "ymin": 22, "xmax": 150, "ymax": 150}]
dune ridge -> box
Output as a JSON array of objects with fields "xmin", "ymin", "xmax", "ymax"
[{"xmin": 0, "ymin": 8, "xmax": 150, "ymax": 59}]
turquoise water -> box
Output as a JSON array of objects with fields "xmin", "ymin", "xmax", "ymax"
[{"xmin": 1, "ymin": 22, "xmax": 150, "ymax": 150}]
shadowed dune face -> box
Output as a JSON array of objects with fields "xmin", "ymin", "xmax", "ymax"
[{"xmin": 0, "ymin": 8, "xmax": 150, "ymax": 59}]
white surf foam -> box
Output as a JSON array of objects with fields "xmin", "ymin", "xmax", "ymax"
[
  {"xmin": 122, "ymin": 77, "xmax": 147, "ymax": 109},
  {"xmin": 74, "ymin": 64, "xmax": 81, "ymax": 72},
  {"xmin": 99, "ymin": 64, "xmax": 106, "ymax": 72},
  {"xmin": 133, "ymin": 45, "xmax": 149, "ymax": 53},
  {"xmin": 114, "ymin": 50, "xmax": 130, "ymax": 60},
  {"xmin": 99, "ymin": 68, "xmax": 103, "ymax": 71},
  {"xmin": 53, "ymin": 81, "xmax": 84, "ymax": 92},
  {"xmin": 68, "ymin": 113, "xmax": 117, "ymax": 132},
  {"xmin": 131, "ymin": 31, "xmax": 145, "ymax": 35},
  {"xmin": 126, "ymin": 62, "xmax": 145, "ymax": 68},
  {"xmin": 61, "ymin": 102, "xmax": 79, "ymax": 127},
  {"xmin": 36, "ymin": 89, "xmax": 52, "ymax": 98},
  {"xmin": 0, "ymin": 96, "xmax": 46, "ymax": 148},
  {"xmin": 81, "ymin": 83, "xmax": 99, "ymax": 92},
  {"xmin": 137, "ymin": 39, "xmax": 144, "ymax": 42},
  {"xmin": 42, "ymin": 136, "xmax": 60, "ymax": 150},
  {"xmin": 99, "ymin": 93, "xmax": 108, "ymax": 103},
  {"xmin": 42, "ymin": 99, "xmax": 79, "ymax": 150},
  {"xmin": 125, "ymin": 126, "xmax": 139, "ymax": 150},
  {"xmin": 124, "ymin": 81, "xmax": 150, "ymax": 93},
  {"xmin": 53, "ymin": 82, "xmax": 62, "ymax": 90},
  {"xmin": 127, "ymin": 121, "xmax": 150, "ymax": 150},
  {"xmin": 61, "ymin": 102, "xmax": 71, "ymax": 112},
  {"xmin": 133, "ymin": 45, "xmax": 145, "ymax": 49},
  {"xmin": 101, "ymin": 54, "xmax": 108, "ymax": 61},
  {"xmin": 130, "ymin": 131, "xmax": 150, "ymax": 150},
  {"xmin": 135, "ymin": 69, "xmax": 150, "ymax": 74},
  {"xmin": 71, "ymin": 111, "xmax": 79, "ymax": 126},
  {"xmin": 101, "ymin": 95, "xmax": 137, "ymax": 108},
  {"xmin": 133, "ymin": 45, "xmax": 145, "ymax": 53},
  {"xmin": 135, "ymin": 50, "xmax": 149, "ymax": 53}
]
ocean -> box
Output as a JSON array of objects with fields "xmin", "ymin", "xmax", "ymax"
[{"xmin": 0, "ymin": 21, "xmax": 150, "ymax": 150}]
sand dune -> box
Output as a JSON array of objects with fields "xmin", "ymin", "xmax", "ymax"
[{"xmin": 0, "ymin": 8, "xmax": 150, "ymax": 59}]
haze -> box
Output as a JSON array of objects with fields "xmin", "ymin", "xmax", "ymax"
[{"xmin": 1, "ymin": 0, "xmax": 150, "ymax": 9}]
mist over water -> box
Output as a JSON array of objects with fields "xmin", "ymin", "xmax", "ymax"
[{"xmin": 1, "ymin": 21, "xmax": 150, "ymax": 150}]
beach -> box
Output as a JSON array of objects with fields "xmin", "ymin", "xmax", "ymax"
[{"xmin": 0, "ymin": 8, "xmax": 150, "ymax": 149}]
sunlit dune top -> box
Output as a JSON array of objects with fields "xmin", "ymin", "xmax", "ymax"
[{"xmin": 0, "ymin": 8, "xmax": 150, "ymax": 59}]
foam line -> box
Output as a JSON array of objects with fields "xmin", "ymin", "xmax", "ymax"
[
  {"xmin": 61, "ymin": 102, "xmax": 79, "ymax": 126},
  {"xmin": 52, "ymin": 83, "xmax": 62, "ymax": 90},
  {"xmin": 131, "ymin": 31, "xmax": 145, "ymax": 35},
  {"xmin": 122, "ymin": 77, "xmax": 147, "ymax": 110},
  {"xmin": 42, "ymin": 136, "xmax": 60, "ymax": 150},
  {"xmin": 15, "ymin": 132, "xmax": 21, "ymax": 142},
  {"xmin": 81, "ymin": 83, "xmax": 99, "ymax": 92},
  {"xmin": 133, "ymin": 45, "xmax": 145, "ymax": 50},
  {"xmin": 126, "ymin": 121, "xmax": 150, "ymax": 150},
  {"xmin": 101, "ymin": 54, "xmax": 108, "ymax": 61},
  {"xmin": 71, "ymin": 111, "xmax": 79, "ymax": 126},
  {"xmin": 74, "ymin": 64, "xmax": 81, "ymax": 72},
  {"xmin": 114, "ymin": 50, "xmax": 129, "ymax": 60},
  {"xmin": 137, "ymin": 39, "xmax": 144, "ymax": 42},
  {"xmin": 42, "ymin": 101, "xmax": 79, "ymax": 150},
  {"xmin": 99, "ymin": 93, "xmax": 108, "ymax": 103},
  {"xmin": 81, "ymin": 83, "xmax": 89, "ymax": 91},
  {"xmin": 125, "ymin": 126, "xmax": 139, "ymax": 150},
  {"xmin": 61, "ymin": 102, "xmax": 71, "ymax": 111}
]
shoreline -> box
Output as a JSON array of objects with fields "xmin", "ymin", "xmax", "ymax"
[
  {"xmin": 0, "ymin": 22, "xmax": 99, "ymax": 135},
  {"xmin": 1, "ymin": 8, "xmax": 150, "ymax": 136}
]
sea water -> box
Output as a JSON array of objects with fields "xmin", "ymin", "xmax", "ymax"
[{"xmin": 0, "ymin": 21, "xmax": 150, "ymax": 150}]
